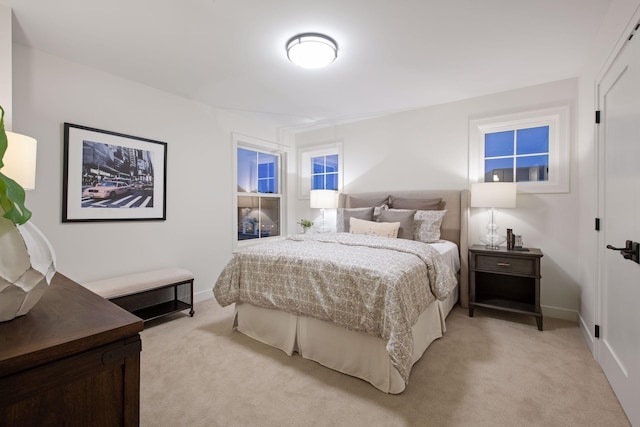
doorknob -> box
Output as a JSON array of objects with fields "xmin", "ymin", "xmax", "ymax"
[{"xmin": 606, "ymin": 240, "xmax": 640, "ymax": 264}]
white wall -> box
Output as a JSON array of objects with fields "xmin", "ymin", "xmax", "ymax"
[
  {"xmin": 11, "ymin": 44, "xmax": 281, "ymax": 300},
  {"xmin": 293, "ymin": 78, "xmax": 580, "ymax": 320},
  {"xmin": 0, "ymin": 4, "xmax": 11, "ymax": 128},
  {"xmin": 576, "ymin": 0, "xmax": 640, "ymax": 352}
]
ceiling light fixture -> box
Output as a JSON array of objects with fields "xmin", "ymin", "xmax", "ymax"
[{"xmin": 286, "ymin": 33, "xmax": 338, "ymax": 69}]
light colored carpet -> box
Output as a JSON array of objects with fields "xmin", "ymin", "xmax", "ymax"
[{"xmin": 140, "ymin": 299, "xmax": 630, "ymax": 427}]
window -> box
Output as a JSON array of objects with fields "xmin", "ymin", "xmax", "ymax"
[
  {"xmin": 234, "ymin": 135, "xmax": 285, "ymax": 243},
  {"xmin": 237, "ymin": 148, "xmax": 279, "ymax": 193},
  {"xmin": 311, "ymin": 154, "xmax": 339, "ymax": 190},
  {"xmin": 484, "ymin": 126, "xmax": 549, "ymax": 183},
  {"xmin": 298, "ymin": 142, "xmax": 343, "ymax": 198},
  {"xmin": 470, "ymin": 105, "xmax": 570, "ymax": 193}
]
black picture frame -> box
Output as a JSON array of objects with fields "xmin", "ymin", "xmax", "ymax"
[{"xmin": 62, "ymin": 123, "xmax": 167, "ymax": 222}]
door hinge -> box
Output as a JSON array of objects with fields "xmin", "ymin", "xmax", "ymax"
[
  {"xmin": 595, "ymin": 324, "xmax": 600, "ymax": 338},
  {"xmin": 595, "ymin": 110, "xmax": 601, "ymax": 124},
  {"xmin": 595, "ymin": 218, "xmax": 600, "ymax": 231}
]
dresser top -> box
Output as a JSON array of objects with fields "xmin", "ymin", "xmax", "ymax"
[{"xmin": 0, "ymin": 273, "xmax": 143, "ymax": 376}]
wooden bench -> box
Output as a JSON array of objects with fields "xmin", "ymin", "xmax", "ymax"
[{"xmin": 83, "ymin": 268, "xmax": 194, "ymax": 322}]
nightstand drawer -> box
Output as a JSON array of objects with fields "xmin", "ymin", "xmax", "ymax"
[{"xmin": 475, "ymin": 255, "xmax": 536, "ymax": 275}]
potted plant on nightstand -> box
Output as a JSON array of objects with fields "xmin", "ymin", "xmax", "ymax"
[
  {"xmin": 0, "ymin": 105, "xmax": 56, "ymax": 322},
  {"xmin": 297, "ymin": 219, "xmax": 313, "ymax": 233}
]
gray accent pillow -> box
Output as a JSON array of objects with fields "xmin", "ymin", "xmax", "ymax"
[
  {"xmin": 336, "ymin": 207, "xmax": 375, "ymax": 232},
  {"xmin": 414, "ymin": 210, "xmax": 447, "ymax": 242},
  {"xmin": 390, "ymin": 197, "xmax": 444, "ymax": 210},
  {"xmin": 347, "ymin": 195, "xmax": 390, "ymax": 208},
  {"xmin": 378, "ymin": 208, "xmax": 417, "ymax": 240}
]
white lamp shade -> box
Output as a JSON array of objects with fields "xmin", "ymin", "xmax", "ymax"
[
  {"xmin": 3, "ymin": 132, "xmax": 37, "ymax": 190},
  {"xmin": 310, "ymin": 189, "xmax": 338, "ymax": 209},
  {"xmin": 471, "ymin": 182, "xmax": 516, "ymax": 208},
  {"xmin": 287, "ymin": 34, "xmax": 337, "ymax": 69}
]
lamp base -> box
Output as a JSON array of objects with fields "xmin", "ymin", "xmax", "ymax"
[
  {"xmin": 480, "ymin": 234, "xmax": 506, "ymax": 250},
  {"xmin": 480, "ymin": 209, "xmax": 506, "ymax": 249},
  {"xmin": 318, "ymin": 208, "xmax": 330, "ymax": 234}
]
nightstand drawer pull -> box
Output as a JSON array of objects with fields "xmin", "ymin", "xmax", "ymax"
[{"xmin": 496, "ymin": 262, "xmax": 511, "ymax": 267}]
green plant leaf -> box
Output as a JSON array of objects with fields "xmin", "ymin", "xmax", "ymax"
[
  {"xmin": 0, "ymin": 105, "xmax": 32, "ymax": 225},
  {"xmin": 0, "ymin": 172, "xmax": 32, "ymax": 224}
]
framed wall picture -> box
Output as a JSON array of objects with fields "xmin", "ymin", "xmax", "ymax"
[{"xmin": 62, "ymin": 123, "xmax": 167, "ymax": 222}]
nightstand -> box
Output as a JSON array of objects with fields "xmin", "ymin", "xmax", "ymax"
[{"xmin": 469, "ymin": 245, "xmax": 544, "ymax": 330}]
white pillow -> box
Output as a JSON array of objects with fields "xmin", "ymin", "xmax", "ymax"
[
  {"xmin": 350, "ymin": 217, "xmax": 400, "ymax": 238},
  {"xmin": 414, "ymin": 210, "xmax": 447, "ymax": 242}
]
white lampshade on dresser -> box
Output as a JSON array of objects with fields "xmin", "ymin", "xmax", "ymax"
[{"xmin": 3, "ymin": 132, "xmax": 37, "ymax": 189}]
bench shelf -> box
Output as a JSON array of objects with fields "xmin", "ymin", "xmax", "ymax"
[
  {"xmin": 109, "ymin": 279, "xmax": 194, "ymax": 322},
  {"xmin": 131, "ymin": 300, "xmax": 192, "ymax": 322}
]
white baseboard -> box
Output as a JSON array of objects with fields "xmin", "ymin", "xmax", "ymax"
[
  {"xmin": 541, "ymin": 304, "xmax": 578, "ymax": 322},
  {"xmin": 194, "ymin": 289, "xmax": 214, "ymax": 303},
  {"xmin": 578, "ymin": 313, "xmax": 596, "ymax": 355}
]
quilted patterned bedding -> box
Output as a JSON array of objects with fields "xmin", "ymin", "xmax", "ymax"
[{"xmin": 213, "ymin": 233, "xmax": 457, "ymax": 383}]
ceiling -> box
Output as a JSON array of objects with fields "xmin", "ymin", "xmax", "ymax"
[{"xmin": 4, "ymin": 0, "xmax": 612, "ymax": 129}]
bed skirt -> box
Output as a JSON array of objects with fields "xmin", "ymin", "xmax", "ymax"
[{"xmin": 233, "ymin": 284, "xmax": 459, "ymax": 394}]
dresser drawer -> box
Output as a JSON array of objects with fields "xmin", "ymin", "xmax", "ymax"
[{"xmin": 475, "ymin": 254, "xmax": 536, "ymax": 275}]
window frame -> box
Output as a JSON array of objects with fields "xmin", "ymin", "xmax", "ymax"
[
  {"xmin": 469, "ymin": 104, "xmax": 570, "ymax": 193},
  {"xmin": 297, "ymin": 141, "xmax": 343, "ymax": 199},
  {"xmin": 233, "ymin": 133, "xmax": 286, "ymax": 247}
]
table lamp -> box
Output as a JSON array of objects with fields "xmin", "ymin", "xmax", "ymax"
[
  {"xmin": 471, "ymin": 182, "xmax": 516, "ymax": 249},
  {"xmin": 310, "ymin": 189, "xmax": 338, "ymax": 233},
  {"xmin": 4, "ymin": 131, "xmax": 37, "ymax": 189}
]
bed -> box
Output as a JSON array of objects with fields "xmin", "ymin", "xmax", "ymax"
[{"xmin": 214, "ymin": 190, "xmax": 470, "ymax": 393}]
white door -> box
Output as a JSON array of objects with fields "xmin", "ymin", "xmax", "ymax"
[{"xmin": 597, "ymin": 20, "xmax": 640, "ymax": 426}]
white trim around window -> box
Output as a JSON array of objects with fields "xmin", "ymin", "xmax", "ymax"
[
  {"xmin": 469, "ymin": 104, "xmax": 571, "ymax": 193},
  {"xmin": 297, "ymin": 141, "xmax": 343, "ymax": 199}
]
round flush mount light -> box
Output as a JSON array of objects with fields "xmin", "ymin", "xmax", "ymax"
[{"xmin": 286, "ymin": 33, "xmax": 338, "ymax": 69}]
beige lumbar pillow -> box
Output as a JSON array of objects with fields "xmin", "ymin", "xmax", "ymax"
[{"xmin": 349, "ymin": 217, "xmax": 400, "ymax": 238}]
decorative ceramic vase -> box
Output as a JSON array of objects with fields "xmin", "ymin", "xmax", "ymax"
[{"xmin": 0, "ymin": 217, "xmax": 56, "ymax": 322}]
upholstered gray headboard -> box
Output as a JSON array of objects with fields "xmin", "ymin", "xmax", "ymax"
[{"xmin": 338, "ymin": 189, "xmax": 470, "ymax": 308}]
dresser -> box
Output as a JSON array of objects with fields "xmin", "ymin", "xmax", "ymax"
[
  {"xmin": 0, "ymin": 273, "xmax": 144, "ymax": 426},
  {"xmin": 469, "ymin": 245, "xmax": 544, "ymax": 330}
]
